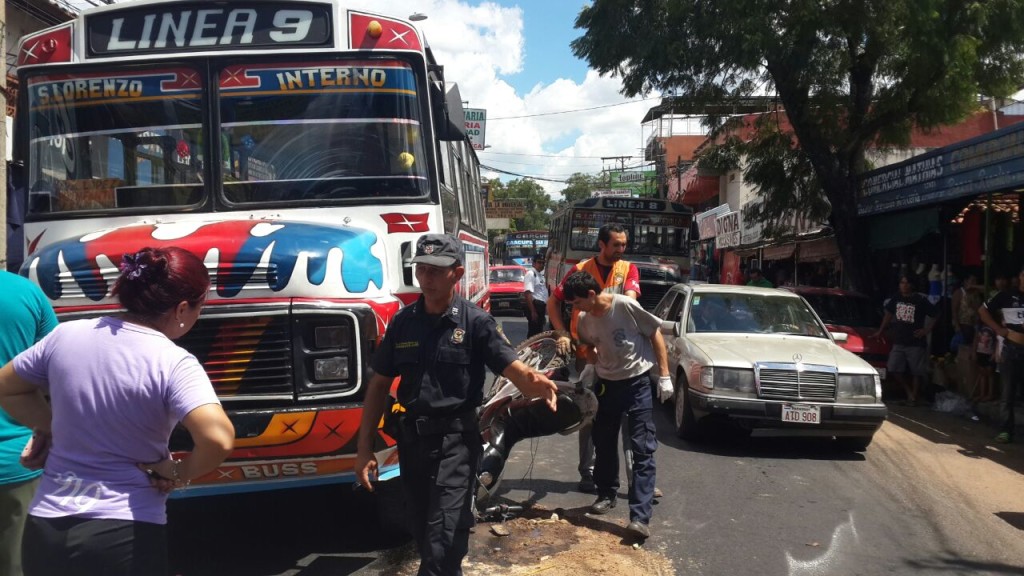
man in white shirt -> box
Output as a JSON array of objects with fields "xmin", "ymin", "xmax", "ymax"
[{"xmin": 523, "ymin": 254, "xmax": 549, "ymax": 337}]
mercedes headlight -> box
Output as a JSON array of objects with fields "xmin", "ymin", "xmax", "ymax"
[
  {"xmin": 837, "ymin": 373, "xmax": 879, "ymax": 402},
  {"xmin": 713, "ymin": 368, "xmax": 756, "ymax": 395}
]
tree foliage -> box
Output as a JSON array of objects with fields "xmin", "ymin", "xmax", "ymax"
[
  {"xmin": 486, "ymin": 178, "xmax": 555, "ymax": 239},
  {"xmin": 572, "ymin": 0, "xmax": 1024, "ymax": 294},
  {"xmin": 559, "ymin": 172, "xmax": 602, "ymax": 205}
]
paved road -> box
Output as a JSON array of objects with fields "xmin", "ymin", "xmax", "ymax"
[{"xmin": 168, "ymin": 315, "xmax": 1024, "ymax": 575}]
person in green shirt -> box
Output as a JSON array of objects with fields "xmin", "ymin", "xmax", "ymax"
[{"xmin": 747, "ymin": 268, "xmax": 774, "ymax": 288}]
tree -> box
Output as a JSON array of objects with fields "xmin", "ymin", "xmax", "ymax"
[
  {"xmin": 573, "ymin": 0, "xmax": 1024, "ymax": 295},
  {"xmin": 559, "ymin": 172, "xmax": 601, "ymax": 205},
  {"xmin": 493, "ymin": 178, "xmax": 555, "ymax": 232}
]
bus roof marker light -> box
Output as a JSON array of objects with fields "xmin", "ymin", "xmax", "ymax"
[
  {"xmin": 349, "ymin": 12, "xmax": 422, "ymax": 51},
  {"xmin": 18, "ymin": 24, "xmax": 72, "ymax": 66}
]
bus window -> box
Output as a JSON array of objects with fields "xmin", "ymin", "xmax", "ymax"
[{"xmin": 218, "ymin": 60, "xmax": 430, "ymax": 204}]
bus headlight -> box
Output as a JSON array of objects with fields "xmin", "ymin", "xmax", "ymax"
[
  {"xmin": 314, "ymin": 326, "xmax": 349, "ymax": 349},
  {"xmin": 314, "ymin": 356, "xmax": 350, "ymax": 381}
]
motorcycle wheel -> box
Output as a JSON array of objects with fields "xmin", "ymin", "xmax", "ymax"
[{"xmin": 485, "ymin": 330, "xmax": 572, "ymax": 400}]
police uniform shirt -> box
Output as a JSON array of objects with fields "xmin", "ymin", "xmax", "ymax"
[{"xmin": 372, "ymin": 294, "xmax": 519, "ymax": 416}]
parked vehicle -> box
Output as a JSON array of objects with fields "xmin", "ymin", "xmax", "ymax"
[
  {"xmin": 623, "ymin": 255, "xmax": 684, "ymax": 310},
  {"xmin": 781, "ymin": 286, "xmax": 891, "ymax": 380},
  {"xmin": 652, "ymin": 283, "xmax": 887, "ymax": 451},
  {"xmin": 489, "ymin": 265, "xmax": 528, "ymax": 315}
]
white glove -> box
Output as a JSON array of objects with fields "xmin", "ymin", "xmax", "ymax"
[
  {"xmin": 556, "ymin": 336, "xmax": 572, "ymax": 357},
  {"xmin": 656, "ymin": 376, "xmax": 674, "ymax": 403}
]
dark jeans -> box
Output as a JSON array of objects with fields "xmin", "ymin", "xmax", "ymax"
[
  {"xmin": 526, "ymin": 299, "xmax": 547, "ymax": 337},
  {"xmin": 398, "ymin": 426, "xmax": 480, "ymax": 576},
  {"xmin": 592, "ymin": 374, "xmax": 657, "ymax": 524},
  {"xmin": 23, "ymin": 515, "xmax": 167, "ymax": 576},
  {"xmin": 998, "ymin": 342, "xmax": 1023, "ymax": 438}
]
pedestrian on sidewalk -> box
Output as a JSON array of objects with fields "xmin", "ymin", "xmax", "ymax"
[
  {"xmin": 523, "ymin": 253, "xmax": 549, "ymax": 337},
  {"xmin": 873, "ymin": 274, "xmax": 938, "ymax": 406},
  {"xmin": 0, "ymin": 247, "xmax": 234, "ymax": 576},
  {"xmin": 562, "ymin": 271, "xmax": 672, "ymax": 540},
  {"xmin": 355, "ymin": 234, "xmax": 558, "ymax": 576},
  {"xmin": 978, "ymin": 267, "xmax": 1024, "ymax": 444},
  {"xmin": 0, "ymin": 272, "xmax": 57, "ymax": 576}
]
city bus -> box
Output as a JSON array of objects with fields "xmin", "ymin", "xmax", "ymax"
[
  {"xmin": 546, "ymin": 197, "xmax": 693, "ymax": 309},
  {"xmin": 13, "ymin": 1, "xmax": 489, "ymax": 497},
  {"xmin": 490, "ymin": 230, "xmax": 547, "ymax": 265}
]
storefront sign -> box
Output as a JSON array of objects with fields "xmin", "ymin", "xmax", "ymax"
[
  {"xmin": 696, "ymin": 205, "xmax": 730, "ymax": 240},
  {"xmin": 859, "ymin": 121, "xmax": 1024, "ymax": 215},
  {"xmin": 715, "ymin": 211, "xmax": 741, "ymax": 248}
]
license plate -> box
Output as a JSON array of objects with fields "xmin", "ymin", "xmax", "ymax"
[
  {"xmin": 782, "ymin": 403, "xmax": 820, "ymax": 424},
  {"xmin": 876, "ymin": 368, "xmax": 886, "ymax": 380},
  {"xmin": 498, "ymin": 302, "xmax": 509, "ymax": 308}
]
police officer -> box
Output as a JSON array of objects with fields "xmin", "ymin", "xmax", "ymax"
[{"xmin": 356, "ymin": 234, "xmax": 558, "ymax": 576}]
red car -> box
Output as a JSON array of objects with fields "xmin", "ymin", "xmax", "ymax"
[
  {"xmin": 489, "ymin": 265, "xmax": 527, "ymax": 315},
  {"xmin": 783, "ymin": 286, "xmax": 891, "ymax": 380}
]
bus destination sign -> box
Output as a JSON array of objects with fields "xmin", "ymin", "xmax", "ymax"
[
  {"xmin": 601, "ymin": 198, "xmax": 665, "ymax": 212},
  {"xmin": 86, "ymin": 2, "xmax": 332, "ymax": 57}
]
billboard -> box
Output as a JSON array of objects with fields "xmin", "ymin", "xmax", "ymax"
[{"xmin": 605, "ymin": 170, "xmax": 657, "ymax": 197}]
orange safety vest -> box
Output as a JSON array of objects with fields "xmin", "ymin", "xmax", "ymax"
[{"xmin": 569, "ymin": 258, "xmax": 633, "ymax": 340}]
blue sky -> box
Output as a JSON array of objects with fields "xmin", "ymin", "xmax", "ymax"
[{"xmin": 508, "ymin": 1, "xmax": 590, "ymax": 93}]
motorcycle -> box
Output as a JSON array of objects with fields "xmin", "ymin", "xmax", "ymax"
[{"xmin": 475, "ymin": 330, "xmax": 597, "ymax": 507}]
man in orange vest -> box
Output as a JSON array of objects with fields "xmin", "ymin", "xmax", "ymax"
[{"xmin": 547, "ymin": 223, "xmax": 642, "ymax": 494}]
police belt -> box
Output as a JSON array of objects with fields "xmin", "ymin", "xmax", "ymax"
[{"xmin": 401, "ymin": 410, "xmax": 478, "ymax": 435}]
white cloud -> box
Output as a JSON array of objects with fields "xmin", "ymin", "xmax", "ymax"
[{"xmin": 347, "ymin": 1, "xmax": 656, "ymax": 197}]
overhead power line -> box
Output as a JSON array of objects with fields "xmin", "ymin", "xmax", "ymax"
[
  {"xmin": 480, "ymin": 165, "xmax": 568, "ymax": 184},
  {"xmin": 488, "ymin": 96, "xmax": 659, "ymax": 120}
]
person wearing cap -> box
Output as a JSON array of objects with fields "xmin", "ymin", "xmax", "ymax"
[
  {"xmin": 523, "ymin": 253, "xmax": 549, "ymax": 337},
  {"xmin": 355, "ymin": 233, "xmax": 558, "ymax": 576}
]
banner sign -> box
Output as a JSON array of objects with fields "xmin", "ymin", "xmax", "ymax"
[{"xmin": 464, "ymin": 108, "xmax": 487, "ymax": 150}]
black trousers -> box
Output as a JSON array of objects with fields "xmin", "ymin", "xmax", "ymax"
[
  {"xmin": 998, "ymin": 341, "xmax": 1023, "ymax": 438},
  {"xmin": 398, "ymin": 425, "xmax": 481, "ymax": 576},
  {"xmin": 22, "ymin": 515, "xmax": 167, "ymax": 576},
  {"xmin": 526, "ymin": 299, "xmax": 547, "ymax": 337},
  {"xmin": 592, "ymin": 374, "xmax": 657, "ymax": 524}
]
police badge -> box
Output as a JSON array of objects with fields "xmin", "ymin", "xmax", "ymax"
[{"xmin": 451, "ymin": 328, "xmax": 466, "ymax": 344}]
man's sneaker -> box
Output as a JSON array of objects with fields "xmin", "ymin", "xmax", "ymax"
[
  {"xmin": 653, "ymin": 487, "xmax": 664, "ymax": 498},
  {"xmin": 995, "ymin": 432, "xmax": 1012, "ymax": 444},
  {"xmin": 626, "ymin": 520, "xmax": 651, "ymax": 539},
  {"xmin": 589, "ymin": 496, "xmax": 616, "ymax": 515},
  {"xmin": 578, "ymin": 475, "xmax": 596, "ymax": 493}
]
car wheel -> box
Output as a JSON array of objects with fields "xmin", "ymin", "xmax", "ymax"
[
  {"xmin": 835, "ymin": 435, "xmax": 873, "ymax": 452},
  {"xmin": 674, "ymin": 376, "xmax": 699, "ymax": 440}
]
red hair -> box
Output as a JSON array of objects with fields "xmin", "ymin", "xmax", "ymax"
[{"xmin": 112, "ymin": 247, "xmax": 209, "ymax": 317}]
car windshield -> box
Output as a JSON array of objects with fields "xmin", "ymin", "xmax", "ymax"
[
  {"xmin": 800, "ymin": 293, "xmax": 883, "ymax": 327},
  {"xmin": 687, "ymin": 292, "xmax": 828, "ymax": 337},
  {"xmin": 490, "ymin": 268, "xmax": 525, "ymax": 283}
]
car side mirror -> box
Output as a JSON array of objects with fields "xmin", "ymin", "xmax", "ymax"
[
  {"xmin": 661, "ymin": 320, "xmax": 679, "ymax": 337},
  {"xmin": 831, "ymin": 331, "xmax": 849, "ymax": 343}
]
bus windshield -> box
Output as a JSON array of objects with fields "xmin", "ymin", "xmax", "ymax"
[
  {"xmin": 569, "ymin": 210, "xmax": 688, "ymax": 256},
  {"xmin": 27, "ymin": 66, "xmax": 206, "ymax": 214},
  {"xmin": 26, "ymin": 58, "xmax": 430, "ymax": 215},
  {"xmin": 219, "ymin": 59, "xmax": 429, "ymax": 203}
]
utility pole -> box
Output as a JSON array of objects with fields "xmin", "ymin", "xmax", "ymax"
[{"xmin": 600, "ymin": 156, "xmax": 631, "ymax": 196}]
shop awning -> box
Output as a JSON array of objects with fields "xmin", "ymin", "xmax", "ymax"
[
  {"xmin": 798, "ymin": 237, "xmax": 840, "ymax": 261},
  {"xmin": 762, "ymin": 243, "xmax": 796, "ymax": 260},
  {"xmin": 868, "ymin": 207, "xmax": 940, "ymax": 250}
]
